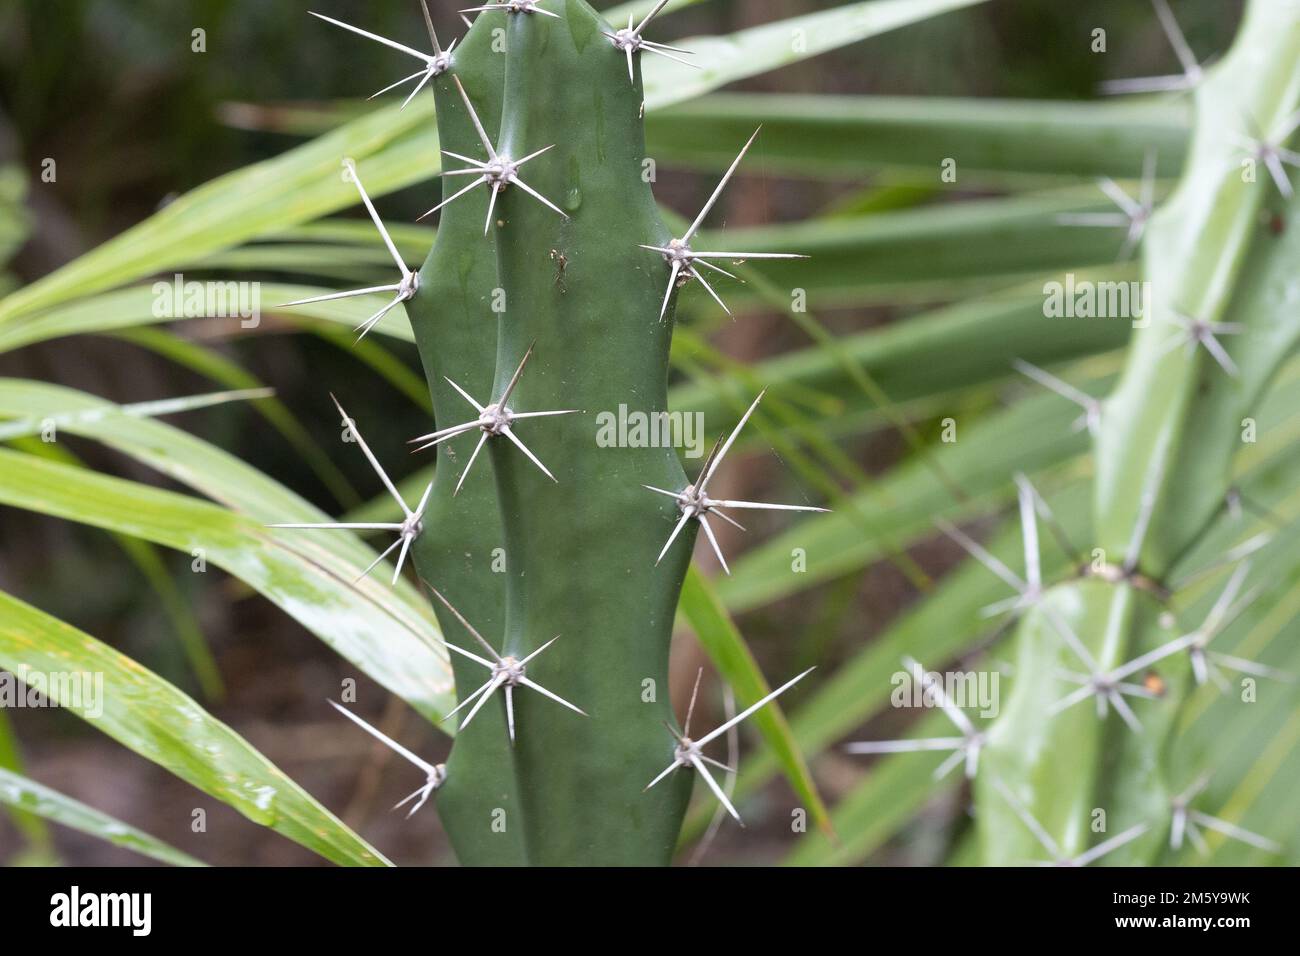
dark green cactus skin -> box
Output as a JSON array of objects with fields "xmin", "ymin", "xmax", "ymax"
[
  {"xmin": 400, "ymin": 1, "xmax": 697, "ymax": 865},
  {"xmin": 477, "ymin": 1, "xmax": 696, "ymax": 864},
  {"xmin": 405, "ymin": 12, "xmax": 527, "ymax": 867}
]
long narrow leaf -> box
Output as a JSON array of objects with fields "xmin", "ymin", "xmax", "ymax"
[
  {"xmin": 0, "ymin": 592, "xmax": 388, "ymax": 866},
  {"xmin": 0, "ymin": 767, "xmax": 205, "ymax": 867}
]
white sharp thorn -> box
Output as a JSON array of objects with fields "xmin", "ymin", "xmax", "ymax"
[
  {"xmin": 1206, "ymin": 651, "xmax": 1294, "ymax": 681},
  {"xmin": 370, "ymin": 69, "xmax": 430, "ymax": 100},
  {"xmin": 331, "ymin": 394, "xmax": 407, "ymax": 514},
  {"xmin": 1171, "ymin": 805, "xmax": 1187, "ymax": 850},
  {"xmin": 904, "ymin": 656, "xmax": 978, "ymax": 736},
  {"xmin": 655, "ymin": 507, "xmax": 696, "ymax": 565},
  {"xmin": 409, "ymin": 353, "xmax": 577, "ymax": 492},
  {"xmin": 423, "ymin": 586, "xmax": 584, "ymax": 740},
  {"xmin": 935, "ymin": 517, "xmax": 1026, "ymax": 595},
  {"xmin": 647, "ymin": 390, "xmax": 825, "ymax": 570},
  {"xmin": 309, "ymin": 9, "xmax": 452, "ymax": 111},
  {"xmin": 1058, "ymin": 153, "xmax": 1157, "ymax": 260},
  {"xmin": 1107, "ymin": 690, "xmax": 1144, "ymax": 734},
  {"xmin": 454, "ymin": 431, "xmax": 490, "ymax": 496},
  {"xmin": 516, "ymin": 675, "xmax": 586, "ymax": 716},
  {"xmin": 641, "ymin": 46, "xmax": 700, "ymax": 69},
  {"xmin": 643, "ymin": 760, "xmax": 680, "ymax": 792},
  {"xmin": 419, "ymin": 175, "xmax": 488, "ymax": 221},
  {"xmin": 422, "ymin": 75, "xmax": 566, "ymax": 225},
  {"xmin": 422, "ymin": 583, "xmax": 501, "ymax": 663},
  {"xmin": 1099, "ymin": 0, "xmax": 1204, "ymax": 97},
  {"xmin": 646, "ymin": 128, "xmax": 803, "ymax": 318},
  {"xmin": 280, "ymin": 283, "xmax": 403, "ymax": 307},
  {"xmin": 1161, "ymin": 310, "xmax": 1246, "ymax": 378},
  {"xmin": 682, "ymin": 667, "xmax": 705, "ymax": 739},
  {"xmin": 658, "ymin": 258, "xmax": 682, "ymax": 320},
  {"xmin": 420, "ymin": 1, "xmax": 442, "ymax": 53},
  {"xmin": 1185, "ymin": 819, "xmax": 1211, "ymax": 856},
  {"xmin": 1071, "ymin": 823, "xmax": 1150, "ymax": 866},
  {"xmin": 645, "ymin": 668, "xmax": 813, "ymax": 823},
  {"xmin": 328, "ymin": 700, "xmax": 445, "ymax": 817},
  {"xmin": 1187, "ymin": 810, "xmax": 1281, "ymax": 853},
  {"xmin": 690, "ymin": 755, "xmax": 743, "ymax": 824},
  {"xmin": 501, "ymin": 425, "xmax": 559, "ymax": 482},
  {"xmin": 269, "ymin": 398, "xmax": 427, "ymax": 585},
  {"xmin": 697, "ymin": 513, "xmax": 730, "ymax": 574},
  {"xmin": 932, "ymin": 747, "xmax": 968, "ymax": 781},
  {"xmin": 1171, "ymin": 562, "xmax": 1291, "ymax": 687},
  {"xmin": 607, "ymin": 0, "xmax": 694, "ymax": 84},
  {"xmin": 700, "ymin": 390, "xmax": 765, "ymax": 492},
  {"xmin": 1013, "ymin": 474, "xmax": 1042, "ymax": 594},
  {"xmin": 690, "ymin": 251, "xmax": 809, "ymax": 261},
  {"xmin": 990, "ymin": 775, "xmax": 1064, "ymax": 861},
  {"xmin": 458, "ymin": 672, "xmax": 508, "ymax": 730},
  {"xmin": 1122, "ymin": 433, "xmax": 1169, "ymax": 575},
  {"xmin": 460, "ymin": 1, "xmax": 561, "ymax": 19},
  {"xmin": 687, "ymin": 128, "xmax": 761, "ymax": 241},
  {"xmin": 399, "ymin": 69, "xmax": 436, "ymax": 110},
  {"xmin": 996, "ymin": 777, "xmax": 1148, "ymax": 865},
  {"xmin": 443, "ymin": 676, "xmax": 496, "ymax": 721},
  {"xmin": 690, "ymin": 257, "xmax": 741, "ymax": 281},
  {"xmin": 690, "ymin": 267, "xmax": 733, "ymax": 317},
  {"xmin": 1012, "ymin": 358, "xmax": 1102, "ymax": 435},
  {"xmin": 844, "ymin": 738, "xmax": 969, "ymax": 754},
  {"xmin": 707, "ymin": 507, "xmax": 747, "ymax": 533},
  {"xmin": 282, "ymin": 161, "xmax": 418, "ymax": 336},
  {"xmin": 310, "ymin": 11, "xmax": 445, "ymax": 65},
  {"xmin": 695, "ymin": 667, "xmax": 814, "ymax": 749}
]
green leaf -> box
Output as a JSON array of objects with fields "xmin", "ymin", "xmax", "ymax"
[
  {"xmin": 784, "ymin": 712, "xmax": 961, "ymax": 866},
  {"xmin": 0, "ymin": 283, "xmax": 416, "ymax": 355},
  {"xmin": 7, "ymin": 436, "xmax": 223, "ymax": 701},
  {"xmin": 648, "ymin": 93, "xmax": 1188, "ymax": 182},
  {"xmin": 0, "ymin": 386, "xmax": 273, "ymax": 441},
  {"xmin": 0, "ymin": 709, "xmax": 51, "ymax": 855},
  {"xmin": 0, "ymin": 593, "xmax": 387, "ymax": 866},
  {"xmin": 0, "ymin": 106, "xmax": 435, "ymax": 324},
  {"xmin": 0, "ymin": 447, "xmax": 453, "ymax": 723},
  {"xmin": 0, "ymin": 767, "xmax": 205, "ymax": 867},
  {"xmin": 669, "ymin": 279, "xmax": 1130, "ymax": 438},
  {"xmin": 692, "ymin": 192, "xmax": 1134, "ymax": 308},
  {"xmin": 640, "ymin": 0, "xmax": 990, "ymax": 111},
  {"xmin": 107, "ymin": 326, "xmax": 362, "ymax": 509}
]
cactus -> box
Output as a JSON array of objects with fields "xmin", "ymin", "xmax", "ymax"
[
  {"xmin": 832, "ymin": 0, "xmax": 1298, "ymax": 867},
  {"xmin": 279, "ymin": 1, "xmax": 818, "ymax": 865},
  {"xmin": 969, "ymin": 0, "xmax": 1300, "ymax": 864}
]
